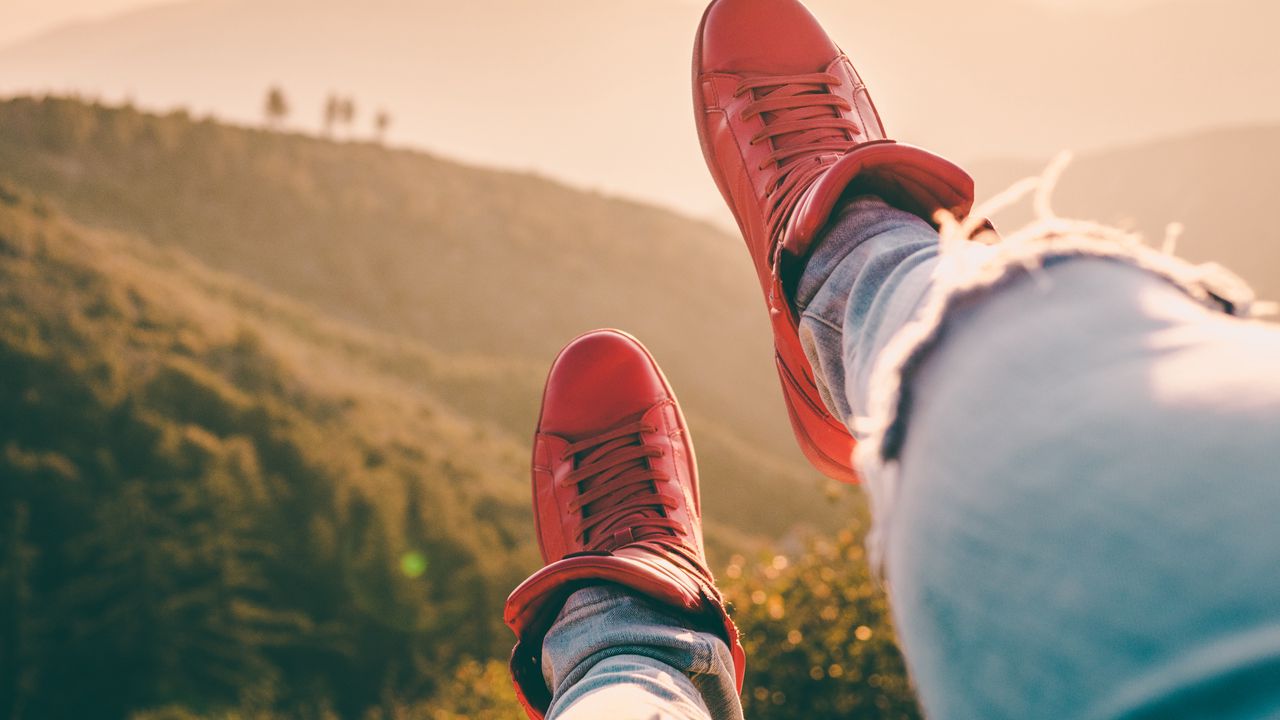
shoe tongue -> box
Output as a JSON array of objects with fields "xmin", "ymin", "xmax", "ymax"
[
  {"xmin": 576, "ymin": 440, "xmax": 671, "ymax": 548},
  {"xmin": 759, "ymin": 82, "xmax": 846, "ymax": 156}
]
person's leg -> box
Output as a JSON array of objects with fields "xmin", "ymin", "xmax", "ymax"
[
  {"xmin": 798, "ymin": 197, "xmax": 1280, "ymax": 719},
  {"xmin": 795, "ymin": 196, "xmax": 944, "ymax": 429},
  {"xmin": 540, "ymin": 585, "xmax": 742, "ymax": 720}
]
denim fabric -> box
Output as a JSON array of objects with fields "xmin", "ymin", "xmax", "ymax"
[
  {"xmin": 798, "ymin": 197, "xmax": 1280, "ymax": 719},
  {"xmin": 795, "ymin": 196, "xmax": 943, "ymax": 431},
  {"xmin": 538, "ymin": 196, "xmax": 1280, "ymax": 719},
  {"xmin": 540, "ymin": 584, "xmax": 743, "ymax": 720}
]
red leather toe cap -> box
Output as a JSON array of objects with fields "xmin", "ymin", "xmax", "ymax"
[
  {"xmin": 537, "ymin": 330, "xmax": 671, "ymax": 442},
  {"xmin": 698, "ymin": 0, "xmax": 838, "ymax": 74}
]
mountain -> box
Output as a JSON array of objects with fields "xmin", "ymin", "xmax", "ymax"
[
  {"xmin": 0, "ymin": 98, "xmax": 878, "ymax": 719},
  {"xmin": 0, "ymin": 173, "xmax": 913, "ymax": 720},
  {"xmin": 971, "ymin": 125, "xmax": 1280, "ymax": 303},
  {"xmin": 0, "ymin": 179, "xmax": 913, "ymax": 720},
  {"xmin": 0, "ymin": 178, "xmax": 538, "ymax": 717},
  {"xmin": 0, "ymin": 0, "xmax": 1274, "ymax": 222},
  {"xmin": 2, "ymin": 97, "xmax": 1274, "ymax": 550},
  {"xmin": 0, "ymin": 96, "xmax": 850, "ymax": 542}
]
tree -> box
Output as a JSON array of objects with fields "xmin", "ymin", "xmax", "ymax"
[
  {"xmin": 374, "ymin": 110, "xmax": 392, "ymax": 144},
  {"xmin": 323, "ymin": 95, "xmax": 357, "ymax": 140},
  {"xmin": 263, "ymin": 86, "xmax": 289, "ymax": 130},
  {"xmin": 340, "ymin": 97, "xmax": 357, "ymax": 137},
  {"xmin": 322, "ymin": 94, "xmax": 341, "ymax": 138}
]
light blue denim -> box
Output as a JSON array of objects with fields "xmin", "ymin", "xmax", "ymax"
[
  {"xmin": 796, "ymin": 197, "xmax": 1280, "ymax": 719},
  {"xmin": 540, "ymin": 584, "xmax": 743, "ymax": 720},
  {"xmin": 541, "ymin": 197, "xmax": 1280, "ymax": 719}
]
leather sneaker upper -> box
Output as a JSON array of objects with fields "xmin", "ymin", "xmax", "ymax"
[
  {"xmin": 695, "ymin": 0, "xmax": 887, "ymax": 285},
  {"xmin": 505, "ymin": 330, "xmax": 744, "ymax": 719},
  {"xmin": 693, "ymin": 0, "xmax": 977, "ymax": 482},
  {"xmin": 530, "ymin": 329, "xmax": 703, "ymax": 564}
]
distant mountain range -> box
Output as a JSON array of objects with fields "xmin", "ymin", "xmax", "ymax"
[
  {"xmin": 0, "ymin": 174, "xmax": 533, "ymax": 718},
  {"xmin": 0, "ymin": 0, "xmax": 1274, "ymax": 222},
  {"xmin": 0, "ymin": 96, "xmax": 842, "ymax": 717},
  {"xmin": 1, "ymin": 95, "xmax": 1274, "ymax": 557},
  {"xmin": 0, "ymin": 96, "xmax": 852, "ymax": 551},
  {"xmin": 972, "ymin": 125, "xmax": 1280, "ymax": 303}
]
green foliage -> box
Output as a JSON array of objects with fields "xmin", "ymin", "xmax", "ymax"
[
  {"xmin": 0, "ymin": 94, "xmax": 845, "ymax": 542},
  {"xmin": 128, "ymin": 659, "xmax": 522, "ymax": 720},
  {"xmin": 723, "ymin": 516, "xmax": 921, "ymax": 719},
  {"xmin": 412, "ymin": 660, "xmax": 525, "ymax": 720},
  {"xmin": 0, "ymin": 188, "xmax": 532, "ymax": 718},
  {"xmin": 0, "ymin": 100, "xmax": 920, "ymax": 719}
]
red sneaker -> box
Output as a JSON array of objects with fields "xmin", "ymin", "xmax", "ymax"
[
  {"xmin": 693, "ymin": 0, "xmax": 977, "ymax": 482},
  {"xmin": 504, "ymin": 330, "xmax": 745, "ymax": 719}
]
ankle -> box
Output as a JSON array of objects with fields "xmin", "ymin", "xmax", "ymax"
[{"xmin": 792, "ymin": 194, "xmax": 891, "ymax": 312}]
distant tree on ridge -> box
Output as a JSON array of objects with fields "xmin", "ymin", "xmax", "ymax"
[
  {"xmin": 340, "ymin": 97, "xmax": 357, "ymax": 137},
  {"xmin": 375, "ymin": 109, "xmax": 392, "ymax": 144},
  {"xmin": 323, "ymin": 94, "xmax": 341, "ymax": 138},
  {"xmin": 323, "ymin": 94, "xmax": 358, "ymax": 140},
  {"xmin": 264, "ymin": 86, "xmax": 289, "ymax": 130}
]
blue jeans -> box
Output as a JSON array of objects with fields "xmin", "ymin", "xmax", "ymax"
[
  {"xmin": 540, "ymin": 198, "xmax": 1280, "ymax": 719},
  {"xmin": 541, "ymin": 584, "xmax": 744, "ymax": 719}
]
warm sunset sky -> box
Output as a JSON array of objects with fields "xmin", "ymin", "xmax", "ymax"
[
  {"xmin": 3, "ymin": 0, "xmax": 156, "ymax": 47},
  {"xmin": 0, "ymin": 0, "xmax": 1172, "ymax": 49},
  {"xmin": 3, "ymin": 0, "xmax": 1269, "ymax": 225}
]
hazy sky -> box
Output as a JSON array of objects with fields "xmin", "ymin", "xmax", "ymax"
[
  {"xmin": 2, "ymin": 0, "xmax": 165, "ymax": 47},
  {"xmin": 4, "ymin": 0, "xmax": 1267, "ymax": 226},
  {"xmin": 0, "ymin": 0, "xmax": 1171, "ymax": 49}
]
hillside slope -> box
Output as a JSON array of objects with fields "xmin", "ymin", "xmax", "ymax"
[
  {"xmin": 0, "ymin": 182, "xmax": 538, "ymax": 717},
  {"xmin": 0, "ymin": 96, "xmax": 847, "ymax": 539},
  {"xmin": 0, "ymin": 118, "xmax": 900, "ymax": 720}
]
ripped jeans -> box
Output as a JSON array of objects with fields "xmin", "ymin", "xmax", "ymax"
[{"xmin": 538, "ymin": 197, "xmax": 1280, "ymax": 719}]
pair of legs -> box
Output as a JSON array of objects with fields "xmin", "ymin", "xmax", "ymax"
[{"xmin": 538, "ymin": 198, "xmax": 1280, "ymax": 719}]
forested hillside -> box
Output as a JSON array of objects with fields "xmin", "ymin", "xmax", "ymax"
[
  {"xmin": 0, "ymin": 98, "xmax": 918, "ymax": 719},
  {"xmin": 0, "ymin": 180, "xmax": 547, "ymax": 717},
  {"xmin": 0, "ymin": 96, "xmax": 846, "ymax": 542}
]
